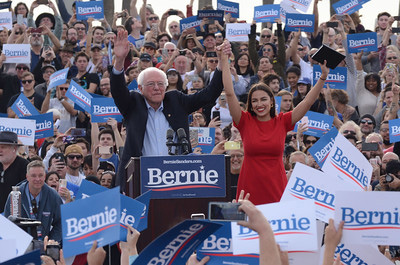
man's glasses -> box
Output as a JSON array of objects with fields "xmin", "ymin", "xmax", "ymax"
[
  {"xmin": 360, "ymin": 119, "xmax": 373, "ymax": 125},
  {"xmin": 75, "ymin": 27, "xmax": 86, "ymax": 31},
  {"xmin": 149, "ymin": 17, "xmax": 159, "ymax": 21},
  {"xmin": 67, "ymin": 155, "xmax": 83, "ymax": 160},
  {"xmin": 261, "ymin": 35, "xmax": 271, "ymax": 38},
  {"xmin": 22, "ymin": 80, "xmax": 34, "ymax": 84},
  {"xmin": 31, "ymin": 198, "xmax": 38, "ymax": 214},
  {"xmin": 144, "ymin": 82, "xmax": 166, "ymax": 89},
  {"xmin": 59, "ymin": 87, "xmax": 68, "ymax": 91},
  {"xmin": 169, "ymin": 25, "xmax": 178, "ymax": 29},
  {"xmin": 208, "ymin": 59, "xmax": 218, "ymax": 64},
  {"xmin": 32, "ymin": 33, "xmax": 41, "ymax": 37},
  {"xmin": 16, "ymin": 66, "xmax": 29, "ymax": 71}
]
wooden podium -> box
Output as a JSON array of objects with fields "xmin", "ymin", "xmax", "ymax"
[{"xmin": 124, "ymin": 155, "xmax": 232, "ymax": 251}]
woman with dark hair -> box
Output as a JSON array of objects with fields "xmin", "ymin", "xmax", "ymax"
[
  {"xmin": 166, "ymin": 68, "xmax": 185, "ymax": 93},
  {"xmin": 355, "ymin": 52, "xmax": 382, "ymax": 116},
  {"xmin": 285, "ymin": 65, "xmax": 301, "ymax": 95},
  {"xmin": 13, "ymin": 2, "xmax": 29, "ymax": 22},
  {"xmin": 234, "ymin": 53, "xmax": 254, "ymax": 84},
  {"xmin": 293, "ymin": 78, "xmax": 326, "ymax": 113},
  {"xmin": 156, "ymin": 33, "xmax": 171, "ymax": 49},
  {"xmin": 45, "ymin": 171, "xmax": 60, "ymax": 191},
  {"xmin": 100, "ymin": 171, "xmax": 115, "ymax": 189},
  {"xmin": 220, "ymin": 40, "xmax": 329, "ymax": 205}
]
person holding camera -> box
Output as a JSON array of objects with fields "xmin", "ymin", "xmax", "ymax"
[
  {"xmin": 375, "ymin": 159, "xmax": 400, "ymax": 191},
  {"xmin": 220, "ymin": 38, "xmax": 329, "ymax": 205}
]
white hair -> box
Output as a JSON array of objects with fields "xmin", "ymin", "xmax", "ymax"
[
  {"xmin": 137, "ymin": 67, "xmax": 168, "ymax": 87},
  {"xmin": 164, "ymin": 42, "xmax": 176, "ymax": 49}
]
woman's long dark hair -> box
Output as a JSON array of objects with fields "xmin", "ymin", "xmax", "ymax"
[
  {"xmin": 364, "ymin": 73, "xmax": 382, "ymax": 93},
  {"xmin": 246, "ymin": 83, "xmax": 276, "ymax": 118},
  {"xmin": 234, "ymin": 53, "xmax": 254, "ymax": 77}
]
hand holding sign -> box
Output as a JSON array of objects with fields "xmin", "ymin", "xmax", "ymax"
[{"xmin": 238, "ymin": 200, "xmax": 270, "ymax": 234}]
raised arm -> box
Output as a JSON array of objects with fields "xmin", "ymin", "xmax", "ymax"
[
  {"xmin": 220, "ymin": 40, "xmax": 242, "ymax": 125},
  {"xmin": 292, "ymin": 61, "xmax": 329, "ymax": 125},
  {"xmin": 386, "ymin": 82, "xmax": 400, "ymax": 121},
  {"xmin": 289, "ymin": 29, "xmax": 301, "ymax": 65}
]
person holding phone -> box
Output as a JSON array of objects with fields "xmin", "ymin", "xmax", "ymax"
[{"xmin": 220, "ymin": 39, "xmax": 329, "ymax": 205}]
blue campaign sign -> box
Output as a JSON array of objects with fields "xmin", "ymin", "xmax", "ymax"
[
  {"xmin": 197, "ymin": 10, "xmax": 224, "ymax": 23},
  {"xmin": 347, "ymin": 32, "xmax": 377, "ymax": 54},
  {"xmin": 308, "ymin": 127, "xmax": 338, "ymax": 168},
  {"xmin": 66, "ymin": 181, "xmax": 80, "ymax": 199},
  {"xmin": 275, "ymin": 96, "xmax": 281, "ymax": 114},
  {"xmin": 1, "ymin": 249, "xmax": 41, "ymax": 265},
  {"xmin": 389, "ymin": 119, "xmax": 400, "ymax": 143},
  {"xmin": 312, "ymin": 65, "xmax": 347, "ymax": 90},
  {"xmin": 74, "ymin": 179, "xmax": 107, "ymax": 200},
  {"xmin": 21, "ymin": 112, "xmax": 53, "ymax": 139},
  {"xmin": 294, "ymin": 111, "xmax": 334, "ymax": 138},
  {"xmin": 285, "ymin": 13, "xmax": 315, "ymax": 33},
  {"xmin": 217, "ymin": 0, "xmax": 239, "ymax": 18},
  {"xmin": 48, "ymin": 68, "xmax": 69, "ymax": 91},
  {"xmin": 65, "ymin": 80, "xmax": 92, "ymax": 113},
  {"xmin": 0, "ymin": 2, "xmax": 12, "ymax": 10},
  {"xmin": 253, "ymin": 5, "xmax": 280, "ymax": 23},
  {"xmin": 61, "ymin": 187, "xmax": 121, "ymax": 257},
  {"xmin": 333, "ymin": 0, "xmax": 362, "ymax": 15},
  {"xmin": 91, "ymin": 96, "xmax": 123, "ymax": 123},
  {"xmin": 11, "ymin": 93, "xmax": 40, "ymax": 117},
  {"xmin": 128, "ymin": 80, "xmax": 138, "ymax": 91},
  {"xmin": 180, "ymin": 16, "xmax": 201, "ymax": 32},
  {"xmin": 132, "ymin": 220, "xmax": 222, "ymax": 265},
  {"xmin": 197, "ymin": 222, "xmax": 259, "ymax": 264},
  {"xmin": 135, "ymin": 190, "xmax": 152, "ymax": 232},
  {"xmin": 119, "ymin": 195, "xmax": 145, "ymax": 241},
  {"xmin": 191, "ymin": 127, "xmax": 216, "ymax": 154},
  {"xmin": 76, "ymin": 0, "xmax": 104, "ymax": 20},
  {"xmin": 140, "ymin": 155, "xmax": 226, "ymax": 199}
]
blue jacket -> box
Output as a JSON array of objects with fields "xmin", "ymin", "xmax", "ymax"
[{"xmin": 4, "ymin": 181, "xmax": 63, "ymax": 243}]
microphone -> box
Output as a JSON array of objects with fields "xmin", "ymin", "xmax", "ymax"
[
  {"xmin": 166, "ymin": 128, "xmax": 174, "ymax": 155},
  {"xmin": 177, "ymin": 128, "xmax": 190, "ymax": 155}
]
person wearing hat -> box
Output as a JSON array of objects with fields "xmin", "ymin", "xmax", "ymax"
[
  {"xmin": 64, "ymin": 144, "xmax": 85, "ymax": 186},
  {"xmin": 3, "ymin": 160, "xmax": 63, "ymax": 242},
  {"xmin": 58, "ymin": 45, "xmax": 75, "ymax": 68},
  {"xmin": 34, "ymin": 65, "xmax": 56, "ymax": 97},
  {"xmin": 293, "ymin": 77, "xmax": 326, "ymax": 113},
  {"xmin": 203, "ymin": 33, "xmax": 217, "ymax": 52},
  {"xmin": 28, "ymin": 0, "xmax": 62, "ymax": 47},
  {"xmin": 0, "ymin": 131, "xmax": 29, "ymax": 213},
  {"xmin": 139, "ymin": 53, "xmax": 153, "ymax": 71},
  {"xmin": 359, "ymin": 114, "xmax": 377, "ymax": 140}
]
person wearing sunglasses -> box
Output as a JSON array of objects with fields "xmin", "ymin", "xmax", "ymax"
[
  {"xmin": 7, "ymin": 72, "xmax": 44, "ymax": 118},
  {"xmin": 64, "ymin": 144, "xmax": 86, "ymax": 186},
  {"xmin": 3, "ymin": 160, "xmax": 63, "ymax": 243},
  {"xmin": 339, "ymin": 120, "xmax": 362, "ymax": 142},
  {"xmin": 358, "ymin": 114, "xmax": 376, "ymax": 140},
  {"xmin": 41, "ymin": 79, "xmax": 78, "ymax": 134}
]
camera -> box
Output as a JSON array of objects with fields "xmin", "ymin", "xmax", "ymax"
[
  {"xmin": 385, "ymin": 174, "xmax": 394, "ymax": 183},
  {"xmin": 208, "ymin": 202, "xmax": 246, "ymax": 222},
  {"xmin": 179, "ymin": 50, "xmax": 186, "ymax": 56}
]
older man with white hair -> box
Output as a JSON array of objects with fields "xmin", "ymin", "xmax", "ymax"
[{"xmin": 110, "ymin": 30, "xmax": 226, "ymax": 191}]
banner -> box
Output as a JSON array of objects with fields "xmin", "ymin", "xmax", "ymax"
[
  {"xmin": 135, "ymin": 190, "xmax": 152, "ymax": 232},
  {"xmin": 140, "ymin": 155, "xmax": 226, "ymax": 199},
  {"xmin": 61, "ymin": 188, "xmax": 121, "ymax": 257},
  {"xmin": 333, "ymin": 0, "xmax": 363, "ymax": 15},
  {"xmin": 74, "ymin": 179, "xmax": 107, "ymax": 200},
  {"xmin": 225, "ymin": 23, "xmax": 250, "ymax": 42},
  {"xmin": 347, "ymin": 32, "xmax": 377, "ymax": 53},
  {"xmin": 217, "ymin": 0, "xmax": 239, "ymax": 18},
  {"xmin": 275, "ymin": 96, "xmax": 281, "ymax": 114},
  {"xmin": 281, "ymin": 163, "xmax": 356, "ymax": 223},
  {"xmin": 231, "ymin": 200, "xmax": 318, "ymax": 254},
  {"xmin": 321, "ymin": 133, "xmax": 372, "ymax": 191},
  {"xmin": 3, "ymin": 44, "xmax": 31, "ymax": 64},
  {"xmin": 197, "ymin": 10, "xmax": 224, "ymax": 23},
  {"xmin": 0, "ymin": 12, "xmax": 12, "ymax": 30},
  {"xmin": 91, "ymin": 97, "xmax": 123, "ymax": 123},
  {"xmin": 190, "ymin": 127, "xmax": 215, "ymax": 154},
  {"xmin": 280, "ymin": 2, "xmax": 299, "ymax": 21},
  {"xmin": 329, "ymin": 244, "xmax": 394, "ymax": 265},
  {"xmin": 389, "ymin": 118, "xmax": 400, "ymax": 143},
  {"xmin": 65, "ymin": 80, "xmax": 92, "ymax": 113},
  {"xmin": 308, "ymin": 127, "xmax": 338, "ymax": 168},
  {"xmin": 48, "ymin": 68, "xmax": 69, "ymax": 91},
  {"xmin": 76, "ymin": 0, "xmax": 104, "ymax": 20},
  {"xmin": 0, "ymin": 215, "xmax": 33, "ymax": 259},
  {"xmin": 285, "ymin": 13, "xmax": 315, "ymax": 33},
  {"xmin": 21, "ymin": 112, "xmax": 54, "ymax": 139},
  {"xmin": 132, "ymin": 220, "xmax": 222, "ymax": 265},
  {"xmin": 179, "ymin": 16, "xmax": 201, "ymax": 32},
  {"xmin": 0, "ymin": 2, "xmax": 12, "ymax": 10},
  {"xmin": 312, "ymin": 65, "xmax": 347, "ymax": 90},
  {"xmin": 197, "ymin": 222, "xmax": 259, "ymax": 264},
  {"xmin": 334, "ymin": 191, "xmax": 400, "ymax": 246},
  {"xmin": 0, "ymin": 249, "xmax": 40, "ymax": 265},
  {"xmin": 293, "ymin": 111, "xmax": 333, "ymax": 138},
  {"xmin": 10, "ymin": 93, "xmax": 40, "ymax": 117},
  {"xmin": 253, "ymin": 5, "xmax": 280, "ymax": 23},
  {"xmin": 0, "ymin": 117, "xmax": 36, "ymax": 146},
  {"xmin": 281, "ymin": 0, "xmax": 312, "ymax": 13}
]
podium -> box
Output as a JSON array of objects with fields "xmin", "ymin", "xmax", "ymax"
[{"xmin": 124, "ymin": 155, "xmax": 232, "ymax": 251}]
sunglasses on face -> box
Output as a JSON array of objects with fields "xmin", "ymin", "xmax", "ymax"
[
  {"xmin": 169, "ymin": 25, "xmax": 178, "ymax": 29},
  {"xmin": 298, "ymin": 48, "xmax": 304, "ymax": 51},
  {"xmin": 343, "ymin": 130, "xmax": 356, "ymax": 136},
  {"xmin": 387, "ymin": 56, "xmax": 398, "ymax": 60},
  {"xmin": 22, "ymin": 79, "xmax": 33, "ymax": 84},
  {"xmin": 360, "ymin": 119, "xmax": 373, "ymax": 125},
  {"xmin": 67, "ymin": 155, "xmax": 83, "ymax": 160},
  {"xmin": 261, "ymin": 35, "xmax": 271, "ymax": 38},
  {"xmin": 59, "ymin": 87, "xmax": 68, "ymax": 91},
  {"xmin": 16, "ymin": 66, "xmax": 29, "ymax": 71},
  {"xmin": 208, "ymin": 59, "xmax": 218, "ymax": 63},
  {"xmin": 149, "ymin": 17, "xmax": 159, "ymax": 21},
  {"xmin": 263, "ymin": 48, "xmax": 272, "ymax": 52},
  {"xmin": 239, "ymin": 48, "xmax": 248, "ymax": 52},
  {"xmin": 305, "ymin": 140, "xmax": 317, "ymax": 145}
]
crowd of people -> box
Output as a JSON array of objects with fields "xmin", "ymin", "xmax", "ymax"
[{"xmin": 1, "ymin": 0, "xmax": 400, "ymax": 263}]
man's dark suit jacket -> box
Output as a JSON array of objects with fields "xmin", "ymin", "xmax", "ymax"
[{"xmin": 110, "ymin": 69, "xmax": 224, "ymax": 191}]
